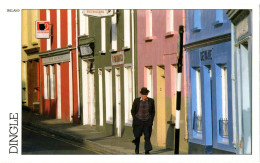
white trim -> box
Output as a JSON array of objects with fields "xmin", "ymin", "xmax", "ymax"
[
  {"xmin": 69, "ymin": 52, "xmax": 73, "ymax": 121},
  {"xmin": 43, "ymin": 66, "xmax": 48, "ymax": 99},
  {"xmin": 46, "ymin": 9, "xmax": 51, "ymax": 50},
  {"xmin": 57, "ymin": 10, "xmax": 61, "ymax": 48},
  {"xmin": 82, "ymin": 60, "xmax": 88, "ymax": 125},
  {"xmin": 101, "ymin": 18, "xmax": 106, "ymax": 52},
  {"xmin": 57, "ymin": 64, "xmax": 61, "ymax": 119},
  {"xmin": 67, "ymin": 9, "xmax": 72, "ymax": 46},
  {"xmin": 111, "ymin": 12, "xmax": 117, "ymax": 51},
  {"xmin": 115, "ymin": 68, "xmax": 121, "ymax": 137},
  {"xmin": 196, "ymin": 68, "xmax": 202, "ymax": 116},
  {"xmin": 146, "ymin": 67, "xmax": 153, "ymax": 98},
  {"xmin": 124, "ymin": 66, "xmax": 133, "ymax": 124},
  {"xmin": 221, "ymin": 66, "xmax": 228, "ymax": 119},
  {"xmin": 98, "ymin": 69, "xmax": 104, "ymax": 126},
  {"xmin": 50, "ymin": 65, "xmax": 55, "ymax": 99},
  {"xmin": 131, "ymin": 9, "xmax": 135, "ymax": 99},
  {"xmin": 124, "ymin": 10, "xmax": 130, "ymax": 48},
  {"xmin": 177, "ymin": 72, "xmax": 182, "ymax": 92},
  {"xmin": 79, "ymin": 10, "xmax": 85, "ymax": 36},
  {"xmin": 176, "ymin": 110, "xmax": 180, "ymax": 129},
  {"xmin": 105, "ymin": 68, "xmax": 113, "ymax": 123},
  {"xmin": 167, "ymin": 10, "xmax": 174, "ymax": 33}
]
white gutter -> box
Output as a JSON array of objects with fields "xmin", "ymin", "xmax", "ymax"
[{"xmin": 131, "ymin": 9, "xmax": 135, "ymax": 98}]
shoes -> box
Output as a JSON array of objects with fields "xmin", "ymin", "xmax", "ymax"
[
  {"xmin": 132, "ymin": 139, "xmax": 136, "ymax": 145},
  {"xmin": 145, "ymin": 151, "xmax": 150, "ymax": 154},
  {"xmin": 135, "ymin": 149, "xmax": 139, "ymax": 154}
]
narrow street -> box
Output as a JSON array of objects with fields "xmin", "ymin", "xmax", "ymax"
[{"xmin": 22, "ymin": 125, "xmax": 102, "ymax": 154}]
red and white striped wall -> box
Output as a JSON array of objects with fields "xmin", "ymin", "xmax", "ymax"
[{"xmin": 39, "ymin": 9, "xmax": 80, "ymax": 123}]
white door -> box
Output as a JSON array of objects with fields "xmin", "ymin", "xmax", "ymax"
[
  {"xmin": 82, "ymin": 60, "xmax": 96, "ymax": 125},
  {"xmin": 115, "ymin": 68, "xmax": 121, "ymax": 137}
]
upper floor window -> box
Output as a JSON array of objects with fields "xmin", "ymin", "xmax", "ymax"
[
  {"xmin": 124, "ymin": 10, "xmax": 131, "ymax": 49},
  {"xmin": 111, "ymin": 11, "xmax": 117, "ymax": 51},
  {"xmin": 216, "ymin": 10, "xmax": 223, "ymax": 23},
  {"xmin": 166, "ymin": 10, "xmax": 174, "ymax": 33},
  {"xmin": 146, "ymin": 10, "xmax": 153, "ymax": 37},
  {"xmin": 193, "ymin": 10, "xmax": 201, "ymax": 32}
]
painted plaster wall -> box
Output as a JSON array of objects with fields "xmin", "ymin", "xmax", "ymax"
[{"xmin": 137, "ymin": 10, "xmax": 187, "ymax": 151}]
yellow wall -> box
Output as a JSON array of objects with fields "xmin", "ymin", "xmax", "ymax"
[
  {"xmin": 22, "ymin": 10, "xmax": 40, "ymax": 106},
  {"xmin": 156, "ymin": 66, "xmax": 166, "ymax": 146}
]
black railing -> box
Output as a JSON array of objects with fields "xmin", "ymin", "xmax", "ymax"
[{"xmin": 219, "ymin": 118, "xmax": 228, "ymax": 137}]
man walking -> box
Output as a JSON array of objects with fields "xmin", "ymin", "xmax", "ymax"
[{"xmin": 131, "ymin": 87, "xmax": 155, "ymax": 154}]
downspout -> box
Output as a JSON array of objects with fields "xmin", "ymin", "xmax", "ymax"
[
  {"xmin": 76, "ymin": 10, "xmax": 80, "ymax": 120},
  {"xmin": 131, "ymin": 9, "xmax": 135, "ymax": 98}
]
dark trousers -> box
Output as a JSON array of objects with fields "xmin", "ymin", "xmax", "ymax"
[{"xmin": 133, "ymin": 123, "xmax": 153, "ymax": 152}]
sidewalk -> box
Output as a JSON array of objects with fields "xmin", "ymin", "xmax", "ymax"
[{"xmin": 22, "ymin": 109, "xmax": 174, "ymax": 155}]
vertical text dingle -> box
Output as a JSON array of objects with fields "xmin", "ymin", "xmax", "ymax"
[{"xmin": 9, "ymin": 113, "xmax": 18, "ymax": 154}]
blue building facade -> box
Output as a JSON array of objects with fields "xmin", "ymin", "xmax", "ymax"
[
  {"xmin": 184, "ymin": 9, "xmax": 236, "ymax": 154},
  {"xmin": 227, "ymin": 9, "xmax": 252, "ymax": 155}
]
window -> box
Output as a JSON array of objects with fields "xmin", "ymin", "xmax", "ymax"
[
  {"xmin": 124, "ymin": 66, "xmax": 133, "ymax": 124},
  {"xmin": 193, "ymin": 10, "xmax": 201, "ymax": 31},
  {"xmin": 111, "ymin": 11, "xmax": 117, "ymax": 51},
  {"xmin": 216, "ymin": 10, "xmax": 223, "ymax": 23},
  {"xmin": 146, "ymin": 10, "xmax": 153, "ymax": 37},
  {"xmin": 50, "ymin": 65, "xmax": 55, "ymax": 99},
  {"xmin": 191, "ymin": 67, "xmax": 202, "ymax": 135},
  {"xmin": 146, "ymin": 66, "xmax": 153, "ymax": 98},
  {"xmin": 219, "ymin": 65, "xmax": 228, "ymax": 138},
  {"xmin": 105, "ymin": 68, "xmax": 113, "ymax": 123},
  {"xmin": 79, "ymin": 10, "xmax": 89, "ymax": 36},
  {"xmin": 101, "ymin": 18, "xmax": 106, "ymax": 52},
  {"xmin": 98, "ymin": 69, "xmax": 104, "ymax": 126},
  {"xmin": 44, "ymin": 66, "xmax": 50, "ymax": 99},
  {"xmin": 166, "ymin": 10, "xmax": 174, "ymax": 33},
  {"xmin": 124, "ymin": 10, "xmax": 131, "ymax": 49}
]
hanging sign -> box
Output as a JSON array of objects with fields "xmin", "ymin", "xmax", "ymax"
[
  {"xmin": 36, "ymin": 21, "xmax": 50, "ymax": 39},
  {"xmin": 83, "ymin": 10, "xmax": 114, "ymax": 17},
  {"xmin": 111, "ymin": 51, "xmax": 124, "ymax": 66}
]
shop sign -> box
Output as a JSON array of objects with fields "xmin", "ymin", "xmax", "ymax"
[
  {"xmin": 42, "ymin": 53, "xmax": 70, "ymax": 65},
  {"xmin": 36, "ymin": 21, "xmax": 50, "ymax": 39},
  {"xmin": 111, "ymin": 51, "xmax": 124, "ymax": 66},
  {"xmin": 83, "ymin": 10, "xmax": 114, "ymax": 17},
  {"xmin": 200, "ymin": 49, "xmax": 212, "ymax": 61},
  {"xmin": 236, "ymin": 17, "xmax": 248, "ymax": 40}
]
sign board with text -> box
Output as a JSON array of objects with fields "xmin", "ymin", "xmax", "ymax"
[
  {"xmin": 42, "ymin": 53, "xmax": 70, "ymax": 65},
  {"xmin": 36, "ymin": 21, "xmax": 50, "ymax": 39},
  {"xmin": 111, "ymin": 51, "xmax": 124, "ymax": 66},
  {"xmin": 83, "ymin": 10, "xmax": 114, "ymax": 17}
]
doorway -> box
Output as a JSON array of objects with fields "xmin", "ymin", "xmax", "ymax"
[{"xmin": 157, "ymin": 65, "xmax": 166, "ymax": 146}]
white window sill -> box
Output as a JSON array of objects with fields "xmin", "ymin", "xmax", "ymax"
[
  {"xmin": 122, "ymin": 46, "xmax": 130, "ymax": 50},
  {"xmin": 165, "ymin": 31, "xmax": 175, "ymax": 38},
  {"xmin": 99, "ymin": 50, "xmax": 106, "ymax": 54},
  {"xmin": 192, "ymin": 27, "xmax": 201, "ymax": 33},
  {"xmin": 109, "ymin": 49, "xmax": 117, "ymax": 53},
  {"xmin": 145, "ymin": 36, "xmax": 154, "ymax": 42},
  {"xmin": 106, "ymin": 120, "xmax": 113, "ymax": 124}
]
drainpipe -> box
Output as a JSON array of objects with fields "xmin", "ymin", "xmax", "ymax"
[
  {"xmin": 76, "ymin": 10, "xmax": 81, "ymax": 120},
  {"xmin": 174, "ymin": 25, "xmax": 184, "ymax": 154},
  {"xmin": 131, "ymin": 9, "xmax": 135, "ymax": 98}
]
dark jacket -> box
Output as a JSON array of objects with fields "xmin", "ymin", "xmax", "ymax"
[{"xmin": 131, "ymin": 97, "xmax": 155, "ymax": 127}]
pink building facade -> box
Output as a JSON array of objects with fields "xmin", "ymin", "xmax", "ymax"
[{"xmin": 137, "ymin": 10, "xmax": 188, "ymax": 153}]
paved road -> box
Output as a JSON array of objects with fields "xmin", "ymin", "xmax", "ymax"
[{"xmin": 22, "ymin": 125, "xmax": 101, "ymax": 154}]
